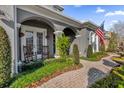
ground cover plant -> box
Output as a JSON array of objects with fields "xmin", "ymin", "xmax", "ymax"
[
  {"xmin": 90, "ymin": 66, "xmax": 124, "ymax": 88},
  {"xmin": 9, "ymin": 58, "xmax": 82, "ymax": 88}
]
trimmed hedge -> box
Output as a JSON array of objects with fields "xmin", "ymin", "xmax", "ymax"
[
  {"xmin": 0, "ymin": 26, "xmax": 11, "ymax": 87},
  {"xmin": 72, "ymin": 44, "xmax": 80, "ymax": 65},
  {"xmin": 87, "ymin": 44, "xmax": 93, "ymax": 58}
]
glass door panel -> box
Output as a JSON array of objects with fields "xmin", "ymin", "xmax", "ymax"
[{"xmin": 37, "ymin": 32, "xmax": 43, "ymax": 54}]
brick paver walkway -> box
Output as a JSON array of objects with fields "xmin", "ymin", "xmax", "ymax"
[{"xmin": 39, "ymin": 53, "xmax": 119, "ymax": 88}]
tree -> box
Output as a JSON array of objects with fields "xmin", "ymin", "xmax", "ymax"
[
  {"xmin": 72, "ymin": 44, "xmax": 80, "ymax": 65},
  {"xmin": 110, "ymin": 21, "xmax": 124, "ymax": 45},
  {"xmin": 57, "ymin": 34, "xmax": 70, "ymax": 59},
  {"xmin": 107, "ymin": 32, "xmax": 118, "ymax": 52},
  {"xmin": 0, "ymin": 26, "xmax": 11, "ymax": 87}
]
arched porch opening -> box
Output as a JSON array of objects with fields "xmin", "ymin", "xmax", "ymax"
[
  {"xmin": 63, "ymin": 27, "xmax": 76, "ymax": 43},
  {"xmin": 19, "ymin": 18, "xmax": 55, "ymax": 61},
  {"xmin": 63, "ymin": 27, "xmax": 76, "ymax": 55}
]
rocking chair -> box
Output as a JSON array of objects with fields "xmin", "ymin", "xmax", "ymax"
[{"xmin": 23, "ymin": 45, "xmax": 34, "ymax": 63}]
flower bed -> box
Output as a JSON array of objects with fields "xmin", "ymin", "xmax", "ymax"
[
  {"xmin": 9, "ymin": 58, "xmax": 83, "ymax": 88},
  {"xmin": 80, "ymin": 52, "xmax": 108, "ymax": 61},
  {"xmin": 90, "ymin": 66, "xmax": 124, "ymax": 88},
  {"xmin": 112, "ymin": 57, "xmax": 124, "ymax": 65}
]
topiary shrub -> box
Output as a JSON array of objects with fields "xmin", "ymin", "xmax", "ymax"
[
  {"xmin": 72, "ymin": 44, "xmax": 80, "ymax": 65},
  {"xmin": 57, "ymin": 34, "xmax": 70, "ymax": 59},
  {"xmin": 87, "ymin": 44, "xmax": 93, "ymax": 58},
  {"xmin": 0, "ymin": 26, "xmax": 11, "ymax": 87}
]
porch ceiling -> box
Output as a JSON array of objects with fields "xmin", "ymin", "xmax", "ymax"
[{"xmin": 17, "ymin": 5, "xmax": 82, "ymax": 29}]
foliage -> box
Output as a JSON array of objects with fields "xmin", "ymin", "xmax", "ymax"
[
  {"xmin": 107, "ymin": 32, "xmax": 118, "ymax": 52},
  {"xmin": 9, "ymin": 58, "xmax": 82, "ymax": 88},
  {"xmin": 112, "ymin": 57, "xmax": 124, "ymax": 65},
  {"xmin": 0, "ymin": 26, "xmax": 11, "ymax": 87},
  {"xmin": 57, "ymin": 34, "xmax": 70, "ymax": 59},
  {"xmin": 21, "ymin": 62, "xmax": 44, "ymax": 72},
  {"xmin": 87, "ymin": 44, "xmax": 93, "ymax": 58},
  {"xmin": 72, "ymin": 44, "xmax": 80, "ymax": 65},
  {"xmin": 100, "ymin": 44, "xmax": 105, "ymax": 52},
  {"xmin": 112, "ymin": 57, "xmax": 124, "ymax": 62},
  {"xmin": 81, "ymin": 52, "xmax": 108, "ymax": 61},
  {"xmin": 90, "ymin": 66, "xmax": 124, "ymax": 88},
  {"xmin": 117, "ymin": 42, "xmax": 124, "ymax": 57}
]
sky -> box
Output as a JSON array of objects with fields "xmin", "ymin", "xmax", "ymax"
[{"xmin": 63, "ymin": 5, "xmax": 124, "ymax": 31}]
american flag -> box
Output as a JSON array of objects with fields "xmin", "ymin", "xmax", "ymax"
[{"xmin": 96, "ymin": 21, "xmax": 105, "ymax": 45}]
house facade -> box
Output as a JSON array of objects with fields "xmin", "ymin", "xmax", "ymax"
[{"xmin": 0, "ymin": 5, "xmax": 100, "ymax": 75}]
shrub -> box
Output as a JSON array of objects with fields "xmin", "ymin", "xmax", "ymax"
[
  {"xmin": 21, "ymin": 62, "xmax": 44, "ymax": 72},
  {"xmin": 72, "ymin": 44, "xmax": 80, "ymax": 65},
  {"xmin": 81, "ymin": 52, "xmax": 107, "ymax": 61},
  {"xmin": 0, "ymin": 26, "xmax": 11, "ymax": 87},
  {"xmin": 9, "ymin": 58, "xmax": 78, "ymax": 88},
  {"xmin": 57, "ymin": 34, "xmax": 70, "ymax": 59},
  {"xmin": 100, "ymin": 44, "xmax": 105, "ymax": 52},
  {"xmin": 87, "ymin": 44, "xmax": 93, "ymax": 58},
  {"xmin": 107, "ymin": 32, "xmax": 117, "ymax": 52},
  {"xmin": 90, "ymin": 66, "xmax": 124, "ymax": 88}
]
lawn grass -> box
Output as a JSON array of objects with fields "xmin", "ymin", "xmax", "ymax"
[
  {"xmin": 9, "ymin": 58, "xmax": 82, "ymax": 88},
  {"xmin": 80, "ymin": 52, "xmax": 108, "ymax": 61},
  {"xmin": 90, "ymin": 66, "xmax": 124, "ymax": 88}
]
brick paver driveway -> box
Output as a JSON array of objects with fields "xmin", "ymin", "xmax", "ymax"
[{"xmin": 39, "ymin": 53, "xmax": 119, "ymax": 88}]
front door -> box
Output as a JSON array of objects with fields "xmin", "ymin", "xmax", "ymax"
[{"xmin": 21, "ymin": 25, "xmax": 47, "ymax": 61}]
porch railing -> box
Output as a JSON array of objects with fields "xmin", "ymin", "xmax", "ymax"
[{"xmin": 23, "ymin": 45, "xmax": 49, "ymax": 63}]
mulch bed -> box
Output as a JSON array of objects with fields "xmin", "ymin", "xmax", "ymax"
[{"xmin": 26, "ymin": 63, "xmax": 83, "ymax": 88}]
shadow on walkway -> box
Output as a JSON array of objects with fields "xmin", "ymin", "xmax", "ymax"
[
  {"xmin": 87, "ymin": 67, "xmax": 105, "ymax": 86},
  {"xmin": 102, "ymin": 59, "xmax": 119, "ymax": 67}
]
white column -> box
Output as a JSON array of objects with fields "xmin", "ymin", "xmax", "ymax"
[
  {"xmin": 54, "ymin": 31, "xmax": 63, "ymax": 58},
  {"xmin": 13, "ymin": 5, "xmax": 18, "ymax": 75},
  {"xmin": 96, "ymin": 35, "xmax": 99, "ymax": 52},
  {"xmin": 92, "ymin": 33, "xmax": 95, "ymax": 53}
]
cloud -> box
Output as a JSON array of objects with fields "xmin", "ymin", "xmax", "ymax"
[
  {"xmin": 96, "ymin": 7, "xmax": 105, "ymax": 13},
  {"xmin": 111, "ymin": 20, "xmax": 119, "ymax": 23},
  {"xmin": 73, "ymin": 5, "xmax": 82, "ymax": 8},
  {"xmin": 110, "ymin": 20, "xmax": 119, "ymax": 26},
  {"xmin": 105, "ymin": 10, "xmax": 124, "ymax": 16}
]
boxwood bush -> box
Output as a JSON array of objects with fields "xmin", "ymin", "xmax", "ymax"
[
  {"xmin": 0, "ymin": 26, "xmax": 11, "ymax": 87},
  {"xmin": 72, "ymin": 44, "xmax": 80, "ymax": 65},
  {"xmin": 87, "ymin": 44, "xmax": 93, "ymax": 58}
]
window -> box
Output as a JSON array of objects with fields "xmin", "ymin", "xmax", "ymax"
[
  {"xmin": 25, "ymin": 31, "xmax": 33, "ymax": 50},
  {"xmin": 37, "ymin": 32, "xmax": 43, "ymax": 54}
]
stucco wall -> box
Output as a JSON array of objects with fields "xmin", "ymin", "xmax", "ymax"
[
  {"xmin": 0, "ymin": 5, "xmax": 15, "ymax": 75},
  {"xmin": 70, "ymin": 28, "xmax": 90, "ymax": 57},
  {"xmin": 79, "ymin": 29, "xmax": 90, "ymax": 57}
]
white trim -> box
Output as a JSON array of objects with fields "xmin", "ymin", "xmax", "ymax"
[{"xmin": 21, "ymin": 25, "xmax": 47, "ymax": 61}]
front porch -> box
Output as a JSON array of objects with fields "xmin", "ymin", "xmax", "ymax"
[{"xmin": 18, "ymin": 19, "xmax": 55, "ymax": 63}]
